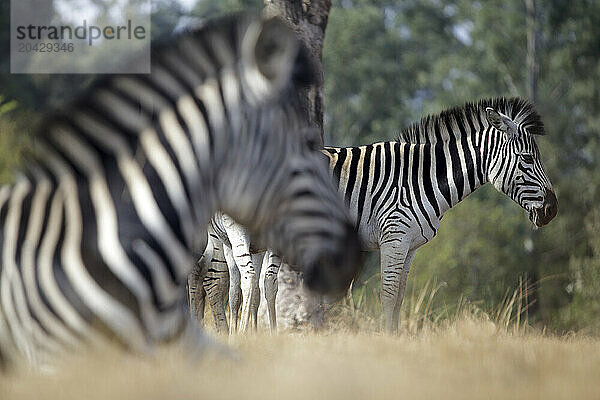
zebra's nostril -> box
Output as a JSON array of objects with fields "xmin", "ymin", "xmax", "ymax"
[{"xmin": 304, "ymin": 264, "xmax": 331, "ymax": 294}]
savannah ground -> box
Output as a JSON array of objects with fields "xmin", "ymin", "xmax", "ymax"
[
  {"xmin": 1, "ymin": 323, "xmax": 599, "ymax": 400},
  {"xmin": 2, "ymin": 288, "xmax": 599, "ymax": 400}
]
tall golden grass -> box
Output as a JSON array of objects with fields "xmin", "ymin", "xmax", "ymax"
[
  {"xmin": 2, "ymin": 280, "xmax": 598, "ymax": 400},
  {"xmin": 329, "ymin": 276, "xmax": 537, "ymax": 335}
]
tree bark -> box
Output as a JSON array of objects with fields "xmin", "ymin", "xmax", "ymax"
[
  {"xmin": 525, "ymin": 0, "xmax": 538, "ymax": 103},
  {"xmin": 260, "ymin": 0, "xmax": 332, "ymax": 330},
  {"xmin": 263, "ymin": 0, "xmax": 331, "ymax": 139},
  {"xmin": 259, "ymin": 262, "xmax": 326, "ymax": 331},
  {"xmin": 524, "ymin": 0, "xmax": 540, "ymax": 316}
]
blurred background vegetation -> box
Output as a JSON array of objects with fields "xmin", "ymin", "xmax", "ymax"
[{"xmin": 0, "ymin": 0, "xmax": 598, "ymax": 334}]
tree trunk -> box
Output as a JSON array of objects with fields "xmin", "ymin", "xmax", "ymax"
[
  {"xmin": 525, "ymin": 0, "xmax": 538, "ymax": 103},
  {"xmin": 259, "ymin": 262, "xmax": 327, "ymax": 331},
  {"xmin": 525, "ymin": 0, "xmax": 540, "ymax": 316},
  {"xmin": 263, "ymin": 0, "xmax": 331, "ymax": 139},
  {"xmin": 260, "ymin": 0, "xmax": 332, "ymax": 330}
]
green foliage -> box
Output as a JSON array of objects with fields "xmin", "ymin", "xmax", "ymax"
[
  {"xmin": 410, "ymin": 187, "xmax": 533, "ymax": 307},
  {"xmin": 324, "ymin": 0, "xmax": 600, "ymax": 333},
  {"xmin": 151, "ymin": 0, "xmax": 186, "ymax": 38},
  {"xmin": 559, "ymin": 208, "xmax": 600, "ymax": 333},
  {"xmin": 323, "ymin": 1, "xmax": 462, "ymax": 144},
  {"xmin": 192, "ymin": 0, "xmax": 263, "ymax": 18},
  {"xmin": 0, "ymin": 97, "xmax": 31, "ymax": 184}
]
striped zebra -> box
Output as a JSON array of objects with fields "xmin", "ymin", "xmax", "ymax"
[
  {"xmin": 188, "ymin": 212, "xmax": 281, "ymax": 334},
  {"xmin": 187, "ymin": 223, "xmax": 230, "ymax": 333},
  {"xmin": 0, "ymin": 13, "xmax": 361, "ymax": 369},
  {"xmin": 194, "ymin": 97, "xmax": 558, "ymax": 334},
  {"xmin": 326, "ymin": 97, "xmax": 557, "ymax": 332}
]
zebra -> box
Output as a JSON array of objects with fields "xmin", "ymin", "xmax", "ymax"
[
  {"xmin": 193, "ymin": 97, "xmax": 558, "ymax": 334},
  {"xmin": 188, "ymin": 212, "xmax": 282, "ymax": 334},
  {"xmin": 0, "ymin": 12, "xmax": 361, "ymax": 369},
  {"xmin": 325, "ymin": 97, "xmax": 557, "ymax": 332},
  {"xmin": 187, "ymin": 223, "xmax": 230, "ymax": 334},
  {"xmin": 209, "ymin": 212, "xmax": 282, "ymax": 334}
]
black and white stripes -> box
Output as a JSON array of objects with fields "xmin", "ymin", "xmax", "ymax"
[
  {"xmin": 325, "ymin": 97, "xmax": 556, "ymax": 332},
  {"xmin": 0, "ymin": 13, "xmax": 361, "ymax": 368}
]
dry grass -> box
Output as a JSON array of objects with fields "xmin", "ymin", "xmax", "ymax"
[
  {"xmin": 2, "ymin": 322, "xmax": 599, "ymax": 400},
  {"xmin": 2, "ymin": 282, "xmax": 599, "ymax": 400}
]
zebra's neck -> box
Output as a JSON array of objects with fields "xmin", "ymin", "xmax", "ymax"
[
  {"xmin": 324, "ymin": 112, "xmax": 495, "ymax": 235},
  {"xmin": 427, "ymin": 117, "xmax": 494, "ymax": 216}
]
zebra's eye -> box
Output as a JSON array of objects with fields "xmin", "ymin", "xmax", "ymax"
[{"xmin": 521, "ymin": 154, "xmax": 534, "ymax": 164}]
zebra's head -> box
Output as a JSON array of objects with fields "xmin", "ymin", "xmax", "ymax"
[
  {"xmin": 213, "ymin": 15, "xmax": 361, "ymax": 295},
  {"xmin": 485, "ymin": 100, "xmax": 557, "ymax": 227}
]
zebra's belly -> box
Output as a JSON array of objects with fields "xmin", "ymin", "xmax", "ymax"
[
  {"xmin": 357, "ymin": 207, "xmax": 438, "ymax": 253},
  {"xmin": 409, "ymin": 234, "xmax": 429, "ymax": 251},
  {"xmin": 356, "ymin": 223, "xmax": 381, "ymax": 251}
]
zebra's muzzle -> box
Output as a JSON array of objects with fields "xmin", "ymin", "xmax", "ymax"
[
  {"xmin": 530, "ymin": 189, "xmax": 558, "ymax": 227},
  {"xmin": 303, "ymin": 235, "xmax": 362, "ymax": 295},
  {"xmin": 304, "ymin": 256, "xmax": 350, "ymax": 295}
]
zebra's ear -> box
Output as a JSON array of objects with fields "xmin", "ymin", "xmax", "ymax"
[
  {"xmin": 241, "ymin": 16, "xmax": 299, "ymax": 102},
  {"xmin": 254, "ymin": 17, "xmax": 297, "ymax": 82},
  {"xmin": 485, "ymin": 107, "xmax": 518, "ymax": 138}
]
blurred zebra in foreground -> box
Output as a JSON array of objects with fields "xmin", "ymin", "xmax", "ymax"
[
  {"xmin": 193, "ymin": 98, "xmax": 558, "ymax": 334},
  {"xmin": 0, "ymin": 13, "xmax": 362, "ymax": 370}
]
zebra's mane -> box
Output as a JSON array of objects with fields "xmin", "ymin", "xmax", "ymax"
[{"xmin": 396, "ymin": 97, "xmax": 545, "ymax": 145}]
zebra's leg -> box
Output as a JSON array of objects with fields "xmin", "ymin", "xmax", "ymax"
[
  {"xmin": 195, "ymin": 286, "xmax": 207, "ymax": 327},
  {"xmin": 249, "ymin": 252, "xmax": 264, "ymax": 330},
  {"xmin": 221, "ymin": 215, "xmax": 256, "ymax": 333},
  {"xmin": 188, "ymin": 238, "xmax": 213, "ymax": 325},
  {"xmin": 188, "ymin": 268, "xmax": 206, "ymax": 326},
  {"xmin": 203, "ymin": 240, "xmax": 230, "ymax": 334},
  {"xmin": 380, "ymin": 238, "xmax": 411, "ymax": 334},
  {"xmin": 225, "ymin": 245, "xmax": 241, "ymax": 335},
  {"xmin": 391, "ymin": 249, "xmax": 417, "ymax": 331},
  {"xmin": 179, "ymin": 309, "xmax": 234, "ymax": 360},
  {"xmin": 263, "ymin": 250, "xmax": 281, "ymax": 332},
  {"xmin": 238, "ymin": 252, "xmax": 258, "ymax": 333}
]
